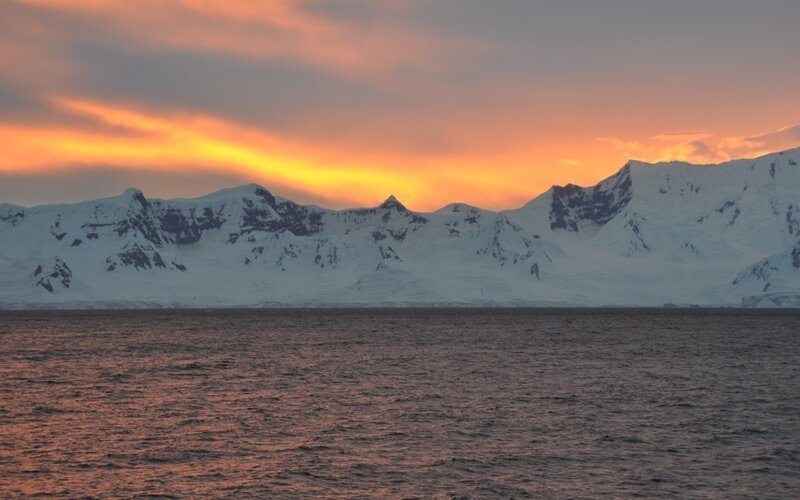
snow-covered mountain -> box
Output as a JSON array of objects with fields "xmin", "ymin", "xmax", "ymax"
[{"xmin": 2, "ymin": 148, "xmax": 800, "ymax": 308}]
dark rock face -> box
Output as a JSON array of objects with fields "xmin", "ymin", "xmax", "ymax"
[
  {"xmin": 276, "ymin": 244, "xmax": 301, "ymax": 271},
  {"xmin": 34, "ymin": 259, "xmax": 72, "ymax": 293},
  {"xmin": 83, "ymin": 187, "xmax": 324, "ymax": 248},
  {"xmin": 734, "ymin": 239, "xmax": 800, "ymax": 288},
  {"xmin": 73, "ymin": 194, "xmax": 203, "ymax": 272},
  {"xmin": 117, "ymin": 244, "xmax": 156, "ymax": 270},
  {"xmin": 445, "ymin": 205, "xmax": 483, "ymax": 226},
  {"xmin": 378, "ymin": 245, "xmax": 400, "ymax": 260},
  {"xmin": 549, "ymin": 165, "xmax": 632, "ymax": 231},
  {"xmin": 270, "ymin": 202, "xmax": 323, "ymax": 236},
  {"xmin": 477, "ymin": 218, "xmax": 523, "ymax": 266},
  {"xmin": 341, "ymin": 200, "xmax": 428, "ymax": 230},
  {"xmin": 106, "ymin": 243, "xmax": 179, "ymax": 272},
  {"xmin": 158, "ymin": 207, "xmax": 225, "ymax": 244},
  {"xmin": 711, "ymin": 201, "xmax": 742, "ymax": 227},
  {"xmin": 152, "ymin": 252, "xmax": 167, "ymax": 269},
  {"xmin": 476, "ymin": 217, "xmax": 552, "ymax": 273},
  {"xmin": 786, "ymin": 206, "xmax": 800, "ymax": 236},
  {"xmin": 240, "ymin": 189, "xmax": 323, "ymax": 236},
  {"xmin": 0, "ymin": 210, "xmax": 25, "ymax": 227},
  {"xmin": 313, "ymin": 239, "xmax": 339, "ymax": 268},
  {"xmin": 115, "ymin": 211, "xmax": 161, "ymax": 245},
  {"xmin": 74, "ymin": 187, "xmax": 332, "ymax": 274},
  {"xmin": 717, "ymin": 201, "xmax": 735, "ymax": 213},
  {"xmin": 622, "ymin": 213, "xmax": 651, "ymax": 255},
  {"xmin": 387, "ymin": 229, "xmax": 407, "ymax": 241},
  {"xmin": 734, "ymin": 260, "xmax": 777, "ymax": 285},
  {"xmin": 130, "ymin": 189, "xmax": 148, "ymax": 209},
  {"xmin": 379, "ymin": 195, "xmax": 407, "ymax": 211}
]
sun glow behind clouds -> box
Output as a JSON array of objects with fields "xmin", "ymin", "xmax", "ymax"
[
  {"xmin": 1, "ymin": 1, "xmax": 800, "ymax": 209},
  {"xmin": 0, "ymin": 95, "xmax": 569, "ymax": 210},
  {"xmin": 17, "ymin": 97, "xmax": 425, "ymax": 206},
  {"xmin": 1, "ymin": 95, "xmax": 798, "ymax": 210}
]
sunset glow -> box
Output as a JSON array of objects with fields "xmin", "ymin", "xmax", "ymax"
[{"xmin": 1, "ymin": 0, "xmax": 799, "ymax": 209}]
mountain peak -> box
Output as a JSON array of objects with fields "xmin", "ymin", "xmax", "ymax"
[
  {"xmin": 379, "ymin": 195, "xmax": 406, "ymax": 211},
  {"xmin": 225, "ymin": 183, "xmax": 269, "ymax": 196},
  {"xmin": 3, "ymin": 147, "xmax": 800, "ymax": 307},
  {"xmin": 119, "ymin": 187, "xmax": 148, "ymax": 208},
  {"xmin": 240, "ymin": 182, "xmax": 267, "ymax": 192},
  {"xmin": 195, "ymin": 183, "xmax": 274, "ymax": 202}
]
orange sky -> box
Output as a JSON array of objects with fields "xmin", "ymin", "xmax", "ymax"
[{"xmin": 1, "ymin": 0, "xmax": 799, "ymax": 209}]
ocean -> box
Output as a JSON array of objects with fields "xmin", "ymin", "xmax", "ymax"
[{"xmin": 1, "ymin": 309, "xmax": 798, "ymax": 498}]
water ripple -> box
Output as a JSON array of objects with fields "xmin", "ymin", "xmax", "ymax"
[{"xmin": 0, "ymin": 308, "xmax": 798, "ymax": 497}]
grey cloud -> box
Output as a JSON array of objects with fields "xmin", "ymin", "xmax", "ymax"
[
  {"xmin": 0, "ymin": 164, "xmax": 364, "ymax": 209},
  {"xmin": 0, "ymin": 166, "xmax": 249, "ymax": 207},
  {"xmin": 2, "ymin": 0, "xmax": 800, "ymax": 206},
  {"xmin": 749, "ymin": 124, "xmax": 800, "ymax": 144},
  {"xmin": 67, "ymin": 44, "xmax": 394, "ymax": 132},
  {"xmin": 686, "ymin": 141, "xmax": 716, "ymax": 159}
]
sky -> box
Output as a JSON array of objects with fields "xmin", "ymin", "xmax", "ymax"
[{"xmin": 1, "ymin": 0, "xmax": 799, "ymax": 210}]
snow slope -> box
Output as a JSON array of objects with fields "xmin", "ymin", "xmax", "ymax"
[{"xmin": 2, "ymin": 149, "xmax": 800, "ymax": 308}]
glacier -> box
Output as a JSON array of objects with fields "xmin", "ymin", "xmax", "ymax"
[{"xmin": 2, "ymin": 148, "xmax": 800, "ymax": 308}]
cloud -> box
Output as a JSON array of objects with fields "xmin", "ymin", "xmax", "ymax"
[
  {"xmin": 2, "ymin": 1, "xmax": 800, "ymax": 210},
  {"xmin": 652, "ymin": 131, "xmax": 712, "ymax": 142},
  {"xmin": 0, "ymin": 92, "xmax": 556, "ymax": 209},
  {"xmin": 599, "ymin": 123, "xmax": 800, "ymax": 164},
  {"xmin": 10, "ymin": 0, "xmax": 450, "ymax": 74},
  {"xmin": 684, "ymin": 140, "xmax": 716, "ymax": 160},
  {"xmin": 717, "ymin": 124, "xmax": 800, "ymax": 159},
  {"xmin": 0, "ymin": 95, "xmax": 544, "ymax": 210},
  {"xmin": 595, "ymin": 137, "xmax": 656, "ymax": 160},
  {"xmin": 0, "ymin": 164, "xmax": 254, "ymax": 207},
  {"xmin": 39, "ymin": 96, "xmax": 423, "ymax": 198}
]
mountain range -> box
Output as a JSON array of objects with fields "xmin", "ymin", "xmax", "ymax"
[{"xmin": 2, "ymin": 148, "xmax": 800, "ymax": 308}]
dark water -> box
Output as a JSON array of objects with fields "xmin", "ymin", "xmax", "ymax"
[{"xmin": 0, "ymin": 309, "xmax": 798, "ymax": 498}]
